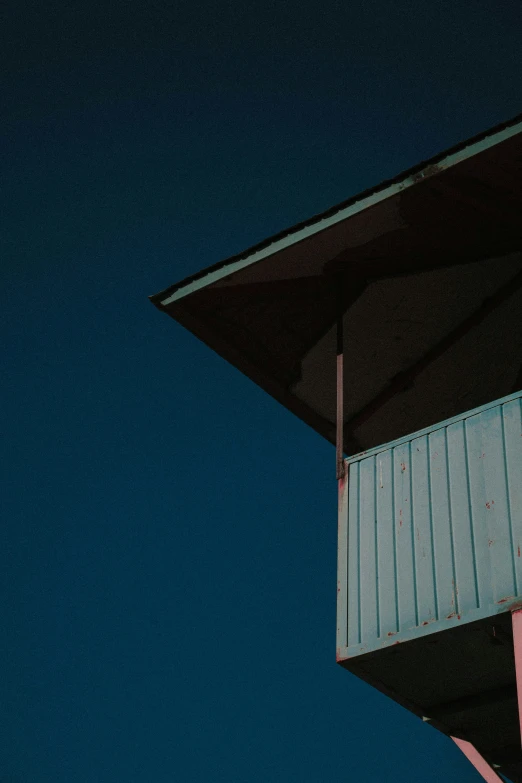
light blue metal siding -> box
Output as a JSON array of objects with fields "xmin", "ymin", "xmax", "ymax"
[{"xmin": 337, "ymin": 391, "xmax": 522, "ymax": 659}]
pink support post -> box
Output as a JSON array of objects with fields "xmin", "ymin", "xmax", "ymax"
[
  {"xmin": 335, "ymin": 282, "xmax": 345, "ymax": 481},
  {"xmin": 451, "ymin": 738, "xmax": 503, "ymax": 783},
  {"xmin": 512, "ymin": 608, "xmax": 522, "ymax": 746},
  {"xmin": 336, "ymin": 351, "xmax": 344, "ymax": 480}
]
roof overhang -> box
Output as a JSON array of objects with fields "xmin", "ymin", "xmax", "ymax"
[{"xmin": 151, "ymin": 113, "xmax": 522, "ymax": 454}]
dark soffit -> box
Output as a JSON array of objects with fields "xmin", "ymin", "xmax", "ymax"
[{"xmin": 150, "ymin": 113, "xmax": 522, "ymax": 453}]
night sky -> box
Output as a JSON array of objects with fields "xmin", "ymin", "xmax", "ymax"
[{"xmin": 2, "ymin": 2, "xmax": 522, "ymax": 781}]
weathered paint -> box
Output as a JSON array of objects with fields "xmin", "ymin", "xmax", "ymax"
[
  {"xmin": 452, "ymin": 738, "xmax": 504, "ymax": 783},
  {"xmin": 337, "ymin": 390, "xmax": 522, "ymax": 659}
]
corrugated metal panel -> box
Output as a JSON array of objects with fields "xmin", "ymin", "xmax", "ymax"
[{"xmin": 337, "ymin": 390, "xmax": 522, "ymax": 659}]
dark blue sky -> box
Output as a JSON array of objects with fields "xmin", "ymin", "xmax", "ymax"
[{"xmin": 2, "ymin": 2, "xmax": 522, "ymax": 781}]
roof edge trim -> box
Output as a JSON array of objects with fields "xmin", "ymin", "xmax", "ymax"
[{"xmin": 152, "ymin": 113, "xmax": 522, "ymax": 308}]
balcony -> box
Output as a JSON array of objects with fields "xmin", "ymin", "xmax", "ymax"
[{"xmin": 337, "ymin": 390, "xmax": 522, "ymax": 779}]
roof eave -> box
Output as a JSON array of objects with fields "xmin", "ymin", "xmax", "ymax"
[{"xmin": 150, "ymin": 112, "xmax": 522, "ymax": 308}]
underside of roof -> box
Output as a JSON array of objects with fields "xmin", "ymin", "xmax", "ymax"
[{"xmin": 151, "ymin": 113, "xmax": 522, "ymax": 455}]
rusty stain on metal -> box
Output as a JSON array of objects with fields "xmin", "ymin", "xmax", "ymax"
[
  {"xmin": 518, "ymin": 546, "xmax": 521, "ymax": 558},
  {"xmin": 488, "ymin": 539, "xmax": 494, "ymax": 547},
  {"xmin": 485, "ymin": 500, "xmax": 495, "ymax": 509},
  {"xmin": 447, "ymin": 612, "xmax": 456, "ymax": 619},
  {"xmin": 411, "ymin": 163, "xmax": 445, "ymax": 183},
  {"xmin": 401, "ymin": 461, "xmax": 406, "ymax": 472},
  {"xmin": 338, "ymin": 470, "xmax": 347, "ymax": 504}
]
